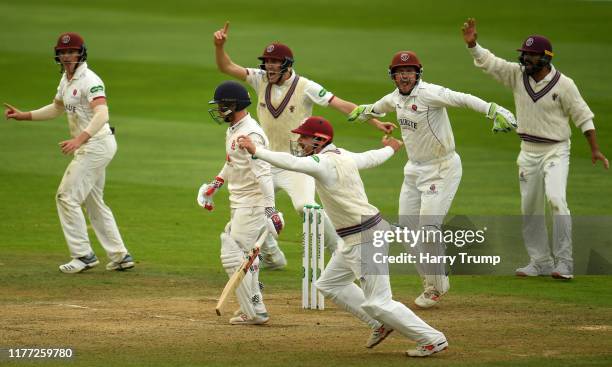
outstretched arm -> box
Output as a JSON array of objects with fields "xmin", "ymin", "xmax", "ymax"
[
  {"xmin": 213, "ymin": 22, "xmax": 247, "ymax": 81},
  {"xmin": 329, "ymin": 96, "xmax": 396, "ymax": 134},
  {"xmin": 4, "ymin": 100, "xmax": 64, "ymax": 121},
  {"xmin": 344, "ymin": 135, "xmax": 402, "ymax": 170},
  {"xmin": 237, "ymin": 135, "xmax": 329, "ymax": 182}
]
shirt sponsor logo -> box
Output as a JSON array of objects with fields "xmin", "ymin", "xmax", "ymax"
[
  {"xmin": 399, "ymin": 118, "xmax": 418, "ymax": 130},
  {"xmin": 65, "ymin": 104, "xmax": 76, "ymax": 113},
  {"xmin": 90, "ymin": 85, "xmax": 104, "ymax": 93}
]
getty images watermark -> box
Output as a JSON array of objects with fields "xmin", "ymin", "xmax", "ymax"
[{"xmin": 369, "ymin": 226, "xmax": 501, "ymax": 267}]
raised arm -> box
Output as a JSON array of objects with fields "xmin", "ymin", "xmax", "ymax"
[
  {"xmin": 213, "ymin": 22, "xmax": 248, "ymax": 81},
  {"xmin": 461, "ymin": 18, "xmax": 520, "ymax": 89}
]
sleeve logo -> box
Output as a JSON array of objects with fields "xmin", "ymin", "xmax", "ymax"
[
  {"xmin": 90, "ymin": 85, "xmax": 104, "ymax": 93},
  {"xmin": 318, "ymin": 88, "xmax": 327, "ymax": 97},
  {"xmin": 311, "ymin": 155, "xmax": 320, "ymax": 163}
]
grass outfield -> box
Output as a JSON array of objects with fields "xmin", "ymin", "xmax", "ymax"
[{"xmin": 1, "ymin": 0, "xmax": 611, "ymax": 366}]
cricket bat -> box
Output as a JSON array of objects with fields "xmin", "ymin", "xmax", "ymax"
[{"xmin": 215, "ymin": 228, "xmax": 270, "ymax": 316}]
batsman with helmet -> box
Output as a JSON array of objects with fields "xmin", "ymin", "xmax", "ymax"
[
  {"xmin": 349, "ymin": 50, "xmax": 517, "ymax": 308},
  {"xmin": 198, "ymin": 80, "xmax": 284, "ymax": 325},
  {"xmin": 462, "ymin": 18, "xmax": 609, "ymax": 280},
  {"xmin": 4, "ymin": 32, "xmax": 134, "ymax": 273}
]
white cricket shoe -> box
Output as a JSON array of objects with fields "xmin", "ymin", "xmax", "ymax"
[
  {"xmin": 515, "ymin": 262, "xmax": 553, "ymax": 277},
  {"xmin": 406, "ymin": 338, "xmax": 448, "ymax": 357},
  {"xmin": 260, "ymin": 249, "xmax": 287, "ymax": 270},
  {"xmin": 366, "ymin": 324, "xmax": 393, "ymax": 348},
  {"xmin": 415, "ymin": 287, "xmax": 443, "ymax": 308},
  {"xmin": 229, "ymin": 312, "xmax": 270, "ymax": 325},
  {"xmin": 106, "ymin": 254, "xmax": 135, "ymax": 271},
  {"xmin": 59, "ymin": 253, "xmax": 99, "ymax": 274},
  {"xmin": 551, "ymin": 262, "xmax": 573, "ymax": 280}
]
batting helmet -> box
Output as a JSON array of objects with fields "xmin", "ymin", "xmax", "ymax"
[
  {"xmin": 517, "ymin": 35, "xmax": 554, "ymax": 57},
  {"xmin": 208, "ymin": 81, "xmax": 251, "ymax": 124},
  {"xmin": 291, "ymin": 116, "xmax": 334, "ymax": 143},
  {"xmin": 388, "ymin": 51, "xmax": 422, "ymax": 76},
  {"xmin": 54, "ymin": 32, "xmax": 87, "ymax": 64}
]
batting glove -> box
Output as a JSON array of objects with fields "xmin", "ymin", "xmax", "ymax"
[
  {"xmin": 197, "ymin": 176, "xmax": 224, "ymax": 211},
  {"xmin": 265, "ymin": 207, "xmax": 284, "ymax": 239},
  {"xmin": 348, "ymin": 104, "xmax": 386, "ymax": 122},
  {"xmin": 486, "ymin": 103, "xmax": 517, "ymax": 133}
]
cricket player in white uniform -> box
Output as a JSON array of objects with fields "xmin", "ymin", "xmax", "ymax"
[
  {"xmin": 198, "ymin": 81, "xmax": 284, "ymax": 325},
  {"xmin": 213, "ymin": 22, "xmax": 396, "ymax": 269},
  {"xmin": 462, "ymin": 18, "xmax": 609, "ymax": 279},
  {"xmin": 349, "ymin": 50, "xmax": 517, "ymax": 308},
  {"xmin": 238, "ymin": 116, "xmax": 448, "ymax": 357},
  {"xmin": 4, "ymin": 32, "xmax": 134, "ymax": 273}
]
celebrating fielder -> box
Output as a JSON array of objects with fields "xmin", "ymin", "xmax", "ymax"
[
  {"xmin": 462, "ymin": 18, "xmax": 609, "ymax": 279},
  {"xmin": 238, "ymin": 116, "xmax": 448, "ymax": 357},
  {"xmin": 349, "ymin": 50, "xmax": 517, "ymax": 308},
  {"xmin": 4, "ymin": 32, "xmax": 134, "ymax": 273},
  {"xmin": 198, "ymin": 81, "xmax": 284, "ymax": 325},
  {"xmin": 212, "ymin": 22, "xmax": 396, "ymax": 270}
]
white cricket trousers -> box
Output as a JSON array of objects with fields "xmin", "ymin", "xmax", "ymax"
[
  {"xmin": 517, "ymin": 141, "xmax": 572, "ymax": 269},
  {"xmin": 315, "ymin": 221, "xmax": 445, "ymax": 345},
  {"xmin": 398, "ymin": 153, "xmax": 462, "ymax": 293},
  {"xmin": 221, "ymin": 207, "xmax": 267, "ymax": 317},
  {"xmin": 56, "ymin": 135, "xmax": 128, "ymax": 262}
]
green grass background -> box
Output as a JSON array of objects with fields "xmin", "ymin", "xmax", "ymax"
[{"xmin": 1, "ymin": 0, "xmax": 611, "ymax": 366}]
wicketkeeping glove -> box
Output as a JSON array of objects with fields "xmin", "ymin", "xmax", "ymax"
[
  {"xmin": 486, "ymin": 103, "xmax": 518, "ymax": 133},
  {"xmin": 265, "ymin": 207, "xmax": 284, "ymax": 239},
  {"xmin": 348, "ymin": 104, "xmax": 386, "ymax": 122},
  {"xmin": 196, "ymin": 176, "xmax": 224, "ymax": 211}
]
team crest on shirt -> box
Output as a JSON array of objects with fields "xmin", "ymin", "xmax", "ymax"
[
  {"xmin": 426, "ymin": 184, "xmax": 438, "ymax": 195},
  {"xmin": 289, "ymin": 106, "xmax": 295, "ymax": 113},
  {"xmin": 411, "ymin": 104, "xmax": 417, "ymax": 111},
  {"xmin": 72, "ymin": 89, "xmax": 77, "ymax": 96},
  {"xmin": 231, "ymin": 140, "xmax": 236, "ymax": 150}
]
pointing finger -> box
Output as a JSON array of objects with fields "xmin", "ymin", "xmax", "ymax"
[{"xmin": 223, "ymin": 21, "xmax": 229, "ymax": 34}]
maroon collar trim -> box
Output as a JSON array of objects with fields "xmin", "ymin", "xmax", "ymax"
[
  {"xmin": 523, "ymin": 71, "xmax": 561, "ymax": 102},
  {"xmin": 265, "ymin": 76, "xmax": 300, "ymax": 118}
]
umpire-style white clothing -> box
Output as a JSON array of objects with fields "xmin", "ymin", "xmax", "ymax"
[
  {"xmin": 469, "ymin": 43, "xmax": 596, "ymax": 271},
  {"xmin": 54, "ymin": 62, "xmax": 128, "ymax": 262}
]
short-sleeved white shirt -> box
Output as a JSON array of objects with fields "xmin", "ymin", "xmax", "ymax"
[
  {"xmin": 245, "ymin": 68, "xmax": 334, "ymax": 107},
  {"xmin": 55, "ymin": 62, "xmax": 112, "ymax": 139}
]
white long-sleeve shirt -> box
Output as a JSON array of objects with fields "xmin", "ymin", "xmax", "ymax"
[
  {"xmin": 372, "ymin": 81, "xmax": 490, "ymax": 164},
  {"xmin": 254, "ymin": 144, "xmax": 395, "ymax": 246},
  {"xmin": 468, "ymin": 43, "xmax": 595, "ymax": 152}
]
